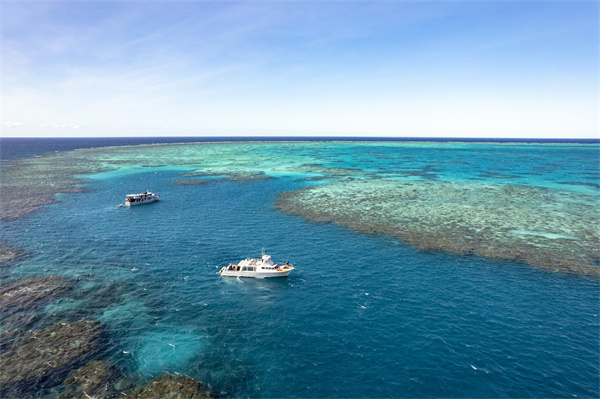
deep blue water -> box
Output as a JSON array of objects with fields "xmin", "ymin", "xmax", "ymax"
[
  {"xmin": 1, "ymin": 136, "xmax": 598, "ymax": 160},
  {"xmin": 1, "ymin": 138, "xmax": 599, "ymax": 398}
]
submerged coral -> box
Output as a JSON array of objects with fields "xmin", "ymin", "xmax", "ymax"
[
  {"xmin": 0, "ymin": 320, "xmax": 101, "ymax": 386},
  {"xmin": 0, "ymin": 153, "xmax": 91, "ymax": 219},
  {"xmin": 0, "ymin": 245, "xmax": 27, "ymax": 266},
  {"xmin": 175, "ymin": 180, "xmax": 211, "ymax": 185},
  {"xmin": 276, "ymin": 180, "xmax": 600, "ymax": 276},
  {"xmin": 59, "ymin": 360, "xmax": 120, "ymax": 399},
  {"xmin": 0, "ymin": 275, "xmax": 75, "ymax": 312},
  {"xmin": 0, "ymin": 311, "xmax": 42, "ymax": 352},
  {"xmin": 175, "ymin": 169, "xmax": 273, "ymax": 186},
  {"xmin": 122, "ymin": 374, "xmax": 212, "ymax": 399}
]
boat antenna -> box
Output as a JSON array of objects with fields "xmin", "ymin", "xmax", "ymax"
[{"xmin": 262, "ymin": 247, "xmax": 265, "ymax": 256}]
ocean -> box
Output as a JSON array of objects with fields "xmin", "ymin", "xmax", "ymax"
[{"xmin": 0, "ymin": 137, "xmax": 598, "ymax": 398}]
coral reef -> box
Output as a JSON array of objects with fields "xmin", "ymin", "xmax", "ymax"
[
  {"xmin": 175, "ymin": 170, "xmax": 272, "ymax": 186},
  {"xmin": 59, "ymin": 360, "xmax": 120, "ymax": 399},
  {"xmin": 0, "ymin": 245, "xmax": 27, "ymax": 266},
  {"xmin": 0, "ymin": 320, "xmax": 101, "ymax": 386},
  {"xmin": 276, "ymin": 180, "xmax": 600, "ymax": 276},
  {"xmin": 0, "ymin": 153, "xmax": 90, "ymax": 219},
  {"xmin": 122, "ymin": 374, "xmax": 212, "ymax": 399},
  {"xmin": 0, "ymin": 275, "xmax": 74, "ymax": 312},
  {"xmin": 0, "ymin": 311, "xmax": 41, "ymax": 351},
  {"xmin": 175, "ymin": 180, "xmax": 211, "ymax": 185}
]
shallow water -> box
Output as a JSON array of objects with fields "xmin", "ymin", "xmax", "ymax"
[{"xmin": 0, "ymin": 140, "xmax": 598, "ymax": 398}]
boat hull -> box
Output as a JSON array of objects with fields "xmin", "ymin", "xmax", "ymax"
[
  {"xmin": 124, "ymin": 198, "xmax": 158, "ymax": 206},
  {"xmin": 219, "ymin": 269, "xmax": 292, "ymax": 278}
]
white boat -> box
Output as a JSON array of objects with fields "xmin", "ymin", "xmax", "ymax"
[
  {"xmin": 219, "ymin": 251, "xmax": 294, "ymax": 278},
  {"xmin": 124, "ymin": 190, "xmax": 159, "ymax": 206}
]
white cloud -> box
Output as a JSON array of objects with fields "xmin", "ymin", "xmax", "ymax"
[
  {"xmin": 39, "ymin": 123, "xmax": 82, "ymax": 129},
  {"xmin": 5, "ymin": 121, "xmax": 22, "ymax": 127}
]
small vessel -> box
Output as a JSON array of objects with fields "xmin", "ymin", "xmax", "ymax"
[
  {"xmin": 124, "ymin": 190, "xmax": 160, "ymax": 206},
  {"xmin": 219, "ymin": 251, "xmax": 294, "ymax": 278}
]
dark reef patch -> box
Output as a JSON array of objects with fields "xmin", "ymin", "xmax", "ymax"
[
  {"xmin": 59, "ymin": 360, "xmax": 121, "ymax": 399},
  {"xmin": 122, "ymin": 374, "xmax": 212, "ymax": 399},
  {"xmin": 0, "ymin": 320, "xmax": 102, "ymax": 390},
  {"xmin": 220, "ymin": 173, "xmax": 273, "ymax": 182},
  {"xmin": 0, "ymin": 275, "xmax": 75, "ymax": 313},
  {"xmin": 175, "ymin": 179, "xmax": 210, "ymax": 185},
  {"xmin": 480, "ymin": 172, "xmax": 519, "ymax": 179},
  {"xmin": 44, "ymin": 280, "xmax": 138, "ymax": 323},
  {"xmin": 558, "ymin": 181, "xmax": 600, "ymax": 189},
  {"xmin": 179, "ymin": 170, "xmax": 273, "ymax": 184},
  {"xmin": 180, "ymin": 172, "xmax": 225, "ymax": 177},
  {"xmin": 0, "ymin": 245, "xmax": 27, "ymax": 267},
  {"xmin": 0, "ymin": 311, "xmax": 43, "ymax": 352},
  {"xmin": 174, "ymin": 173, "xmax": 272, "ymax": 185},
  {"xmin": 294, "ymin": 164, "xmax": 362, "ymax": 178}
]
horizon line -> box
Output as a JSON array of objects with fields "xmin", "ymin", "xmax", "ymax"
[{"xmin": 2, "ymin": 136, "xmax": 599, "ymax": 143}]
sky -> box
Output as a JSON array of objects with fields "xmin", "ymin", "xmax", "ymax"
[{"xmin": 1, "ymin": 0, "xmax": 598, "ymax": 138}]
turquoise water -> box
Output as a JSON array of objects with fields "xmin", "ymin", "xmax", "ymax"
[{"xmin": 1, "ymin": 140, "xmax": 599, "ymax": 398}]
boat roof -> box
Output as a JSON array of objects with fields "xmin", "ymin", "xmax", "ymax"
[{"xmin": 126, "ymin": 191, "xmax": 154, "ymax": 197}]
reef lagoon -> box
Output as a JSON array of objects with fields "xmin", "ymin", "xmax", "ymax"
[{"xmin": 0, "ymin": 138, "xmax": 599, "ymax": 398}]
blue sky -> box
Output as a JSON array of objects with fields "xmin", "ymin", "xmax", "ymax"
[{"xmin": 2, "ymin": 1, "xmax": 598, "ymax": 138}]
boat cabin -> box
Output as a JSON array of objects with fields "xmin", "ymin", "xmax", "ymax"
[
  {"xmin": 124, "ymin": 190, "xmax": 159, "ymax": 205},
  {"xmin": 219, "ymin": 251, "xmax": 294, "ymax": 278}
]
